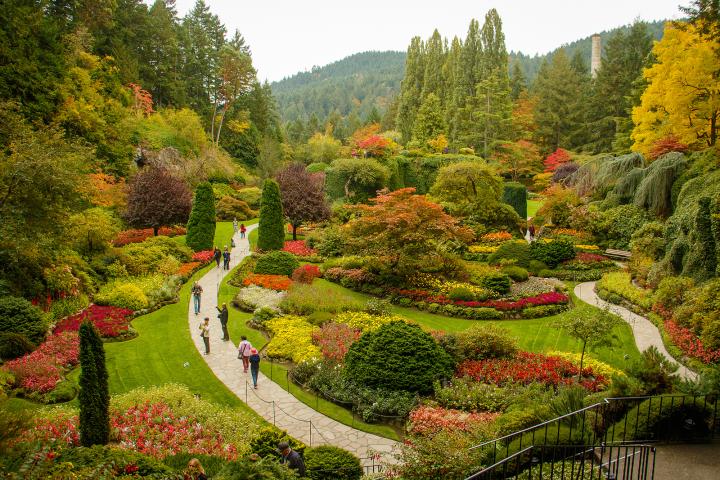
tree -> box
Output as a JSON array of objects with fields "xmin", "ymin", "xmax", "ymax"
[
  {"xmin": 544, "ymin": 148, "xmax": 572, "ymax": 172},
  {"xmin": 124, "ymin": 167, "xmax": 192, "ymax": 236},
  {"xmin": 257, "ymin": 179, "xmax": 285, "ymax": 251},
  {"xmin": 185, "ymin": 182, "xmax": 216, "ymax": 251},
  {"xmin": 632, "ymin": 23, "xmax": 720, "ymax": 156},
  {"xmin": 304, "ymin": 132, "xmax": 342, "ymax": 163},
  {"xmin": 275, "ymin": 163, "xmax": 330, "ymax": 240},
  {"xmin": 396, "ymin": 36, "xmax": 425, "ymax": 143},
  {"xmin": 324, "ymin": 157, "xmax": 390, "ymax": 203},
  {"xmin": 412, "ymin": 93, "xmax": 445, "ymax": 144},
  {"xmin": 79, "ymin": 322, "xmax": 109, "ymax": 447},
  {"xmin": 509, "ymin": 59, "xmax": 526, "ymax": 100},
  {"xmin": 68, "ymin": 208, "xmax": 120, "ymax": 255},
  {"xmin": 492, "ymin": 139, "xmax": 542, "ymax": 181},
  {"xmin": 212, "ymin": 44, "xmax": 256, "ymax": 145},
  {"xmin": 430, "ymin": 160, "xmax": 504, "ymax": 216},
  {"xmin": 556, "ymin": 309, "xmax": 621, "ymax": 381}
]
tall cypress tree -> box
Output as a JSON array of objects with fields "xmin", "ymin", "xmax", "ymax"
[
  {"xmin": 79, "ymin": 322, "xmax": 109, "ymax": 446},
  {"xmin": 186, "ymin": 182, "xmax": 216, "ymax": 251},
  {"xmin": 257, "ymin": 179, "xmax": 285, "ymax": 251},
  {"xmin": 396, "ymin": 36, "xmax": 426, "ymax": 143}
]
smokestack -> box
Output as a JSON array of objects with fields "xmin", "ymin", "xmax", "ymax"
[{"xmin": 591, "ymin": 34, "xmax": 601, "ymax": 78}]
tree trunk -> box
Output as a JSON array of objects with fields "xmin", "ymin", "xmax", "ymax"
[
  {"xmin": 292, "ymin": 224, "xmax": 298, "ymax": 241},
  {"xmin": 578, "ymin": 342, "xmax": 587, "ymax": 383},
  {"xmin": 153, "ymin": 226, "xmax": 159, "ymax": 236},
  {"xmin": 211, "ymin": 100, "xmax": 219, "ymax": 146},
  {"xmin": 710, "ymin": 110, "xmax": 717, "ymax": 147},
  {"xmin": 215, "ymin": 106, "xmax": 228, "ymax": 146}
]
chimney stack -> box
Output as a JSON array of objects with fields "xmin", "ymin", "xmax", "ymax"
[{"xmin": 591, "ymin": 34, "xmax": 601, "ymax": 78}]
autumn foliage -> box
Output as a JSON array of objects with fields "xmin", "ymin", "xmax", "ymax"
[{"xmin": 543, "ymin": 148, "xmax": 572, "ymax": 172}]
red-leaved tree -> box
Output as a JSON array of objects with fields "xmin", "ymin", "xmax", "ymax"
[
  {"xmin": 648, "ymin": 135, "xmax": 689, "ymax": 160},
  {"xmin": 543, "ymin": 148, "xmax": 572, "ymax": 172},
  {"xmin": 275, "ymin": 163, "xmax": 331, "ymax": 240},
  {"xmin": 124, "ymin": 167, "xmax": 192, "ymax": 235}
]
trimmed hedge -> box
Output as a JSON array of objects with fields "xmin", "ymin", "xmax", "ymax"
[
  {"xmin": 186, "ymin": 182, "xmax": 217, "ymax": 251},
  {"xmin": 254, "ymin": 251, "xmax": 300, "ymax": 277},
  {"xmin": 503, "ymin": 182, "xmax": 528, "ymax": 219},
  {"xmin": 305, "ymin": 446, "xmax": 363, "ymax": 480},
  {"xmin": 257, "ymin": 179, "xmax": 285, "ymax": 251}
]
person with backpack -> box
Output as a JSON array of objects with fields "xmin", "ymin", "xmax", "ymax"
[
  {"xmin": 248, "ymin": 347, "xmax": 261, "ymax": 388},
  {"xmin": 222, "ymin": 246, "xmax": 231, "ymax": 270}
]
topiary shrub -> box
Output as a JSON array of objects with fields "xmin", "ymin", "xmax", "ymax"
[
  {"xmin": 502, "ymin": 266, "xmax": 529, "ymax": 282},
  {"xmin": 216, "ymin": 196, "xmax": 257, "ymax": 221},
  {"xmin": 186, "ymin": 182, "xmax": 217, "ymax": 251},
  {"xmin": 344, "ymin": 321, "xmax": 453, "ymax": 394},
  {"xmin": 305, "ymin": 446, "xmax": 363, "ymax": 480},
  {"xmin": 502, "ymin": 182, "xmax": 528, "ymax": 219},
  {"xmin": 488, "ymin": 240, "xmax": 531, "ymax": 267},
  {"xmin": 0, "ymin": 296, "xmax": 47, "ymax": 345},
  {"xmin": 0, "ymin": 332, "xmax": 35, "ymax": 360},
  {"xmin": 448, "ymin": 286, "xmax": 475, "ymax": 302},
  {"xmin": 479, "ymin": 272, "xmax": 512, "ymax": 294},
  {"xmin": 530, "ymin": 239, "xmax": 576, "ymax": 268},
  {"xmin": 454, "ymin": 324, "xmax": 518, "ymax": 362},
  {"xmin": 254, "ymin": 251, "xmax": 300, "ymax": 277},
  {"xmin": 258, "ymin": 179, "xmax": 285, "ymax": 251}
]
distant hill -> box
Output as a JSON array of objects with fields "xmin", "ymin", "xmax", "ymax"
[{"xmin": 272, "ymin": 20, "xmax": 667, "ymax": 128}]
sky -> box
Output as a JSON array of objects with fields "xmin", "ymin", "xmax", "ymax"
[{"xmin": 169, "ymin": 0, "xmax": 686, "ymax": 83}]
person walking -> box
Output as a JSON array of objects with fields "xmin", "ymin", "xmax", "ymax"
[
  {"xmin": 191, "ymin": 282, "xmax": 203, "ymax": 315},
  {"xmin": 185, "ymin": 458, "xmax": 207, "ymax": 480},
  {"xmin": 222, "ymin": 246, "xmax": 231, "ymax": 270},
  {"xmin": 529, "ymin": 223, "xmax": 536, "ymax": 241},
  {"xmin": 216, "ymin": 303, "xmax": 229, "ymax": 341},
  {"xmin": 248, "ymin": 347, "xmax": 260, "ymax": 388},
  {"xmin": 232, "ymin": 217, "xmax": 238, "ymax": 234},
  {"xmin": 238, "ymin": 335, "xmax": 253, "ymax": 373},
  {"xmin": 240, "ymin": 223, "xmax": 246, "ymax": 239},
  {"xmin": 198, "ymin": 318, "xmax": 210, "ymax": 355},
  {"xmin": 278, "ymin": 441, "xmax": 305, "ymax": 476},
  {"xmin": 213, "ymin": 247, "xmax": 221, "ymax": 268}
]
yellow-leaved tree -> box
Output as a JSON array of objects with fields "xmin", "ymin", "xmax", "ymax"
[{"xmin": 631, "ymin": 23, "xmax": 720, "ymax": 157}]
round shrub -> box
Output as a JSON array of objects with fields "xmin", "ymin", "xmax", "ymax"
[
  {"xmin": 95, "ymin": 283, "xmax": 149, "ymax": 311},
  {"xmin": 305, "ymin": 446, "xmax": 363, "ymax": 480},
  {"xmin": 0, "ymin": 332, "xmax": 35, "ymax": 360},
  {"xmin": 186, "ymin": 182, "xmax": 217, "ymax": 251},
  {"xmin": 0, "ymin": 296, "xmax": 47, "ymax": 344},
  {"xmin": 344, "ymin": 321, "xmax": 453, "ymax": 394},
  {"xmin": 448, "ymin": 286, "xmax": 476, "ymax": 302},
  {"xmin": 479, "ymin": 272, "xmax": 512, "ymax": 294},
  {"xmin": 455, "ymin": 324, "xmax": 518, "ymax": 361},
  {"xmin": 502, "ymin": 266, "xmax": 529, "ymax": 282},
  {"xmin": 488, "ymin": 240, "xmax": 531, "ymax": 267},
  {"xmin": 254, "ymin": 251, "xmax": 300, "ymax": 277},
  {"xmin": 216, "ymin": 196, "xmax": 256, "ymax": 221},
  {"xmin": 44, "ymin": 379, "xmax": 79, "ymax": 403},
  {"xmin": 530, "ymin": 239, "xmax": 576, "ymax": 268},
  {"xmin": 306, "ymin": 162, "xmax": 330, "ymax": 173},
  {"xmin": 249, "ymin": 426, "xmax": 306, "ymax": 458},
  {"xmin": 528, "ymin": 260, "xmax": 548, "ymax": 275}
]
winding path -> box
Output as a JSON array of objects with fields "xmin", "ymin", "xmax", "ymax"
[
  {"xmin": 187, "ymin": 225, "xmax": 398, "ymax": 461},
  {"xmin": 574, "ymin": 282, "xmax": 697, "ymax": 381}
]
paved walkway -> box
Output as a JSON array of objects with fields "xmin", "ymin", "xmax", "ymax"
[
  {"xmin": 187, "ymin": 225, "xmax": 398, "ymax": 461},
  {"xmin": 574, "ymin": 282, "xmax": 697, "ymax": 381}
]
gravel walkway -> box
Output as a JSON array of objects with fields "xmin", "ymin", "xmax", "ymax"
[{"xmin": 187, "ymin": 224, "xmax": 398, "ymax": 461}]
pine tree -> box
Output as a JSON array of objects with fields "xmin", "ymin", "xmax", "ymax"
[
  {"xmin": 470, "ymin": 69, "xmax": 513, "ymax": 158},
  {"xmin": 396, "ymin": 36, "xmax": 426, "ymax": 143},
  {"xmin": 421, "ymin": 30, "xmax": 445, "ymax": 100},
  {"xmin": 412, "ymin": 93, "xmax": 445, "ymax": 144},
  {"xmin": 79, "ymin": 322, "xmax": 109, "ymax": 446},
  {"xmin": 509, "ymin": 60, "xmax": 527, "ymax": 100},
  {"xmin": 449, "ymin": 19, "xmax": 482, "ymax": 146},
  {"xmin": 443, "ymin": 37, "xmax": 462, "ymax": 132},
  {"xmin": 186, "ymin": 182, "xmax": 216, "ymax": 251},
  {"xmin": 257, "ymin": 179, "xmax": 285, "ymax": 251}
]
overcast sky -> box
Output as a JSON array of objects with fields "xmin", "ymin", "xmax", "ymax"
[{"xmin": 169, "ymin": 0, "xmax": 686, "ymax": 82}]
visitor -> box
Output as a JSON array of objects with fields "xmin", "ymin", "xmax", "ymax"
[
  {"xmin": 222, "ymin": 246, "xmax": 231, "ymax": 270},
  {"xmin": 232, "ymin": 217, "xmax": 238, "ymax": 234},
  {"xmin": 213, "ymin": 247, "xmax": 221, "ymax": 268},
  {"xmin": 231, "ymin": 237, "xmax": 236, "ymax": 248},
  {"xmin": 278, "ymin": 441, "xmax": 305, "ymax": 476},
  {"xmin": 186, "ymin": 458, "xmax": 207, "ymax": 480},
  {"xmin": 198, "ymin": 318, "xmax": 210, "ymax": 355},
  {"xmin": 240, "ymin": 223, "xmax": 246, "ymax": 239},
  {"xmin": 249, "ymin": 347, "xmax": 260, "ymax": 388},
  {"xmin": 238, "ymin": 335, "xmax": 253, "ymax": 373},
  {"xmin": 191, "ymin": 282, "xmax": 203, "ymax": 315},
  {"xmin": 216, "ymin": 303, "xmax": 229, "ymax": 341},
  {"xmin": 528, "ymin": 223, "xmax": 536, "ymax": 241}
]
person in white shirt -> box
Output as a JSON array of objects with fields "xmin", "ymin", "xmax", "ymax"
[{"xmin": 237, "ymin": 336, "xmax": 253, "ymax": 373}]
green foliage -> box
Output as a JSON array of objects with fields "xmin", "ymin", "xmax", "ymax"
[
  {"xmin": 629, "ymin": 221, "xmax": 666, "ymax": 260},
  {"xmin": 344, "ymin": 321, "xmax": 453, "ymax": 393},
  {"xmin": 215, "ymin": 457, "xmax": 299, "ymax": 480},
  {"xmin": 57, "ymin": 445, "xmax": 172, "ymax": 477},
  {"xmin": 478, "ymin": 272, "xmax": 512, "ymax": 294},
  {"xmin": 0, "ymin": 296, "xmax": 47, "ymax": 344},
  {"xmin": 163, "ymin": 453, "xmax": 229, "ymax": 478},
  {"xmin": 43, "ymin": 379, "xmax": 79, "ymax": 404},
  {"xmin": 280, "ymin": 283, "xmax": 364, "ymax": 315},
  {"xmin": 502, "ymin": 182, "xmax": 528, "ymax": 219},
  {"xmin": 325, "ymin": 157, "xmax": 390, "ymax": 203},
  {"xmin": 488, "ymin": 240, "xmax": 531, "ymax": 267},
  {"xmin": 453, "ymin": 324, "xmax": 518, "ymax": 362},
  {"xmin": 258, "ymin": 179, "xmax": 285, "ymax": 251},
  {"xmin": 132, "ymin": 108, "xmax": 208, "ymax": 158},
  {"xmin": 235, "ymin": 187, "xmax": 262, "ymax": 209},
  {"xmin": 674, "ymin": 278, "xmax": 720, "ymax": 350},
  {"xmin": 95, "ymin": 283, "xmax": 149, "ymax": 311},
  {"xmin": 304, "ymin": 446, "xmax": 363, "ymax": 480},
  {"xmin": 530, "ymin": 239, "xmax": 576, "ymax": 268},
  {"xmin": 502, "ymin": 265, "xmax": 530, "ymax": 282},
  {"xmin": 597, "ymin": 271, "xmax": 653, "ymax": 310},
  {"xmin": 528, "ymin": 260, "xmax": 549, "ymax": 275},
  {"xmin": 628, "ymin": 346, "xmax": 678, "ymax": 395},
  {"xmin": 249, "ymin": 426, "xmax": 306, "ymax": 459},
  {"xmin": 216, "ymin": 196, "xmax": 256, "ymax": 221},
  {"xmin": 254, "ymin": 251, "xmax": 300, "ymax": 277},
  {"xmin": 307, "ymin": 162, "xmax": 330, "ymax": 173},
  {"xmin": 633, "ymin": 152, "xmax": 688, "ymax": 217},
  {"xmin": 0, "ymin": 332, "xmax": 35, "ymax": 360},
  {"xmin": 312, "ymin": 226, "xmax": 346, "ymax": 258},
  {"xmin": 434, "ymin": 378, "xmax": 513, "ymax": 412},
  {"xmin": 186, "ymin": 182, "xmax": 217, "ymax": 252},
  {"xmin": 78, "ymin": 322, "xmax": 109, "ymax": 446},
  {"xmin": 448, "ymin": 286, "xmax": 476, "ymax": 302}
]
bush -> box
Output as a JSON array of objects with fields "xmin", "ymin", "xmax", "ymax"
[
  {"xmin": 216, "ymin": 195, "xmax": 256, "ymax": 221},
  {"xmin": 94, "ymin": 283, "xmax": 149, "ymax": 311},
  {"xmin": 186, "ymin": 182, "xmax": 217, "ymax": 251},
  {"xmin": 292, "ymin": 264, "xmax": 322, "ymax": 284},
  {"xmin": 434, "ymin": 378, "xmax": 513, "ymax": 412},
  {"xmin": 254, "ymin": 251, "xmax": 300, "ymax": 276},
  {"xmin": 502, "ymin": 182, "xmax": 528, "ymax": 219},
  {"xmin": 597, "ymin": 271, "xmax": 653, "ymax": 310},
  {"xmin": 0, "ymin": 332, "xmax": 35, "ymax": 360},
  {"xmin": 215, "ymin": 457, "xmax": 299, "ymax": 480},
  {"xmin": 520, "ymin": 304, "xmax": 568, "ymax": 318},
  {"xmin": 56, "ymin": 445, "xmax": 173, "ymax": 476},
  {"xmin": 314, "ymin": 226, "xmax": 345, "ymax": 257},
  {"xmin": 528, "ymin": 260, "xmax": 548, "ymax": 275},
  {"xmin": 502, "ymin": 266, "xmax": 529, "ymax": 282},
  {"xmin": 0, "ymin": 296, "xmax": 47, "ymax": 344},
  {"xmin": 530, "ymin": 239, "xmax": 576, "ymax": 268},
  {"xmin": 454, "ymin": 325, "xmax": 518, "ymax": 361},
  {"xmin": 488, "ymin": 240, "xmax": 531, "ymax": 267},
  {"xmin": 163, "ymin": 453, "xmax": 229, "ymax": 478},
  {"xmin": 258, "ymin": 179, "xmax": 285, "ymax": 251},
  {"xmin": 49, "ymin": 294, "xmax": 90, "ymax": 321},
  {"xmin": 479, "ymin": 272, "xmax": 511, "ymax": 294},
  {"xmin": 235, "ymin": 186, "xmax": 262, "ymax": 209},
  {"xmin": 305, "ymin": 446, "xmax": 363, "ymax": 480},
  {"xmin": 610, "ymin": 396, "xmax": 713, "ymax": 442},
  {"xmin": 448, "ymin": 286, "xmax": 475, "ymax": 301},
  {"xmin": 281, "ymin": 283, "xmax": 365, "ymax": 315},
  {"xmin": 249, "ymin": 426, "xmax": 306, "ymax": 459},
  {"xmin": 44, "ymin": 378, "xmax": 78, "ymax": 403},
  {"xmin": 344, "ymin": 321, "xmax": 453, "ymax": 394}
]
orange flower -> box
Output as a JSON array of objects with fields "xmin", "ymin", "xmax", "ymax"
[{"xmin": 242, "ymin": 274, "xmax": 293, "ymax": 291}]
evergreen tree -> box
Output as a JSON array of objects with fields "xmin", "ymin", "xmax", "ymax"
[
  {"xmin": 186, "ymin": 182, "xmax": 216, "ymax": 251},
  {"xmin": 144, "ymin": 0, "xmax": 186, "ymax": 107},
  {"xmin": 449, "ymin": 19, "xmax": 482, "ymax": 146},
  {"xmin": 257, "ymin": 179, "xmax": 285, "ymax": 251},
  {"xmin": 421, "ymin": 30, "xmax": 445, "ymax": 100},
  {"xmin": 396, "ymin": 36, "xmax": 425, "ymax": 143},
  {"xmin": 79, "ymin": 322, "xmax": 109, "ymax": 447},
  {"xmin": 470, "ymin": 69, "xmax": 513, "ymax": 158},
  {"xmin": 412, "ymin": 93, "xmax": 445, "ymax": 144},
  {"xmin": 443, "ymin": 37, "xmax": 462, "ymax": 131},
  {"xmin": 510, "ymin": 60, "xmax": 527, "ymax": 100}
]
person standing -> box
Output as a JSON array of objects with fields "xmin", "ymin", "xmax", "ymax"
[
  {"xmin": 248, "ymin": 347, "xmax": 260, "ymax": 388},
  {"xmin": 529, "ymin": 223, "xmax": 536, "ymax": 241},
  {"xmin": 216, "ymin": 303, "xmax": 229, "ymax": 341},
  {"xmin": 222, "ymin": 246, "xmax": 231, "ymax": 270},
  {"xmin": 232, "ymin": 217, "xmax": 238, "ymax": 234},
  {"xmin": 213, "ymin": 247, "xmax": 221, "ymax": 268},
  {"xmin": 278, "ymin": 441, "xmax": 305, "ymax": 476},
  {"xmin": 238, "ymin": 335, "xmax": 253, "ymax": 373},
  {"xmin": 240, "ymin": 223, "xmax": 246, "ymax": 239},
  {"xmin": 198, "ymin": 318, "xmax": 210, "ymax": 355},
  {"xmin": 191, "ymin": 282, "xmax": 203, "ymax": 315}
]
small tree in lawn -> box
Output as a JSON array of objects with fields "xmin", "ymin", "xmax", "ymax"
[
  {"xmin": 79, "ymin": 321, "xmax": 109, "ymax": 446},
  {"xmin": 258, "ymin": 179, "xmax": 285, "ymax": 250},
  {"xmin": 556, "ymin": 308, "xmax": 621, "ymax": 382},
  {"xmin": 276, "ymin": 163, "xmax": 330, "ymax": 240},
  {"xmin": 124, "ymin": 167, "xmax": 191, "ymax": 236},
  {"xmin": 186, "ymin": 182, "xmax": 216, "ymax": 251}
]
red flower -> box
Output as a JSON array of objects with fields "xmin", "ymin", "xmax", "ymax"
[
  {"xmin": 54, "ymin": 305, "xmax": 133, "ymax": 338},
  {"xmin": 665, "ymin": 320, "xmax": 720, "ymax": 364},
  {"xmin": 292, "ymin": 264, "xmax": 322, "ymax": 284},
  {"xmin": 3, "ymin": 332, "xmax": 80, "ymax": 393},
  {"xmin": 282, "ymin": 241, "xmax": 317, "ymax": 257},
  {"xmin": 191, "ymin": 250, "xmax": 215, "ymax": 263}
]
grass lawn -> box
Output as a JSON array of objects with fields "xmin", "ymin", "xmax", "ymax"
[{"xmin": 527, "ymin": 199, "xmax": 543, "ymax": 219}]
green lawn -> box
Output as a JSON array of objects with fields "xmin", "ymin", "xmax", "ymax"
[{"xmin": 527, "ymin": 198, "xmax": 543, "ymax": 219}]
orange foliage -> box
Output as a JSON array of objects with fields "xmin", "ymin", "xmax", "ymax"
[
  {"xmin": 242, "ymin": 274, "xmax": 293, "ymax": 291},
  {"xmin": 87, "ymin": 173, "xmax": 127, "ymax": 208}
]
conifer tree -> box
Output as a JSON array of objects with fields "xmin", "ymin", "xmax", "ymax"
[
  {"xmin": 421, "ymin": 30, "xmax": 445, "ymax": 100},
  {"xmin": 412, "ymin": 93, "xmax": 445, "ymax": 144},
  {"xmin": 79, "ymin": 322, "xmax": 109, "ymax": 447},
  {"xmin": 186, "ymin": 182, "xmax": 216, "ymax": 251},
  {"xmin": 257, "ymin": 179, "xmax": 285, "ymax": 250},
  {"xmin": 509, "ymin": 60, "xmax": 527, "ymax": 100},
  {"xmin": 396, "ymin": 37, "xmax": 426, "ymax": 143}
]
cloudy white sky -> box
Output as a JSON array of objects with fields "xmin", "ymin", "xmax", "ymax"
[{"xmin": 169, "ymin": 0, "xmax": 686, "ymax": 82}]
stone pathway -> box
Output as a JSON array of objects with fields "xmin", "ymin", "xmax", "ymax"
[
  {"xmin": 574, "ymin": 282, "xmax": 697, "ymax": 381},
  {"xmin": 187, "ymin": 224, "xmax": 398, "ymax": 461}
]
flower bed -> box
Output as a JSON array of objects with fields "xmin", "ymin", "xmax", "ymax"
[
  {"xmin": 53, "ymin": 305, "xmax": 134, "ymax": 338},
  {"xmin": 282, "ymin": 240, "xmax": 317, "ymax": 257},
  {"xmin": 233, "ymin": 285, "xmax": 286, "ymax": 312},
  {"xmin": 291, "ymin": 264, "xmax": 322, "ymax": 283},
  {"xmin": 408, "ymin": 406, "xmax": 500, "ymax": 435},
  {"xmin": 334, "ymin": 311, "xmax": 408, "ymax": 332},
  {"xmin": 242, "ymin": 274, "xmax": 292, "ymax": 291},
  {"xmin": 596, "ymin": 272, "xmax": 653, "ymax": 311},
  {"xmin": 3, "ymin": 332, "xmax": 79, "ymax": 393},
  {"xmin": 396, "ymin": 290, "xmax": 569, "ymax": 311},
  {"xmin": 176, "ymin": 261, "xmax": 202, "ymax": 278},
  {"xmin": 546, "ymin": 351, "xmax": 626, "ymax": 379},
  {"xmin": 191, "ymin": 250, "xmax": 215, "ymax": 263},
  {"xmin": 665, "ymin": 320, "xmax": 720, "ymax": 364},
  {"xmin": 575, "ymin": 244, "xmax": 600, "ymax": 251},
  {"xmin": 456, "ymin": 352, "xmax": 607, "ymax": 392},
  {"xmin": 312, "ymin": 322, "xmax": 361, "ymax": 362},
  {"xmin": 112, "ymin": 226, "xmax": 186, "ymax": 246},
  {"xmin": 265, "ymin": 315, "xmax": 320, "ymax": 363}
]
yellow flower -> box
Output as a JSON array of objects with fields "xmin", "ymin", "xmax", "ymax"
[
  {"xmin": 548, "ymin": 351, "xmax": 626, "ymax": 378},
  {"xmin": 334, "ymin": 312, "xmax": 409, "ymax": 332},
  {"xmin": 575, "ymin": 244, "xmax": 599, "ymax": 250},
  {"xmin": 469, "ymin": 245, "xmax": 499, "ymax": 254},
  {"xmin": 265, "ymin": 316, "xmax": 320, "ymax": 363}
]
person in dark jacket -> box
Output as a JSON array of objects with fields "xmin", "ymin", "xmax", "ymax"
[
  {"xmin": 278, "ymin": 441, "xmax": 305, "ymax": 476},
  {"xmin": 213, "ymin": 247, "xmax": 221, "ymax": 268},
  {"xmin": 216, "ymin": 303, "xmax": 229, "ymax": 341},
  {"xmin": 222, "ymin": 246, "xmax": 231, "ymax": 270},
  {"xmin": 248, "ymin": 347, "xmax": 260, "ymax": 388}
]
